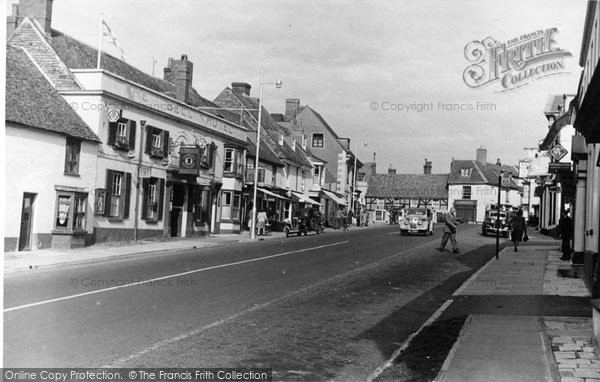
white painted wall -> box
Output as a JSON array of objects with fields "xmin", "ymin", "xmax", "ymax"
[{"xmin": 5, "ymin": 124, "xmax": 98, "ymax": 248}]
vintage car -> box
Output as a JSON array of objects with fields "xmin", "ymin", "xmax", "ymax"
[
  {"xmin": 399, "ymin": 208, "xmax": 434, "ymax": 236},
  {"xmin": 482, "ymin": 209, "xmax": 510, "ymax": 237},
  {"xmin": 284, "ymin": 207, "xmax": 325, "ymax": 237}
]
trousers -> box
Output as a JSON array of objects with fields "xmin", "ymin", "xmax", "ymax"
[{"xmin": 440, "ymin": 232, "xmax": 457, "ymax": 249}]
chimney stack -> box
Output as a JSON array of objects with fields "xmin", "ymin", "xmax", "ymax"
[
  {"xmin": 496, "ymin": 158, "xmax": 502, "ymax": 166},
  {"xmin": 7, "ymin": 3, "xmax": 19, "ymax": 36},
  {"xmin": 476, "ymin": 145, "xmax": 487, "ymax": 164},
  {"xmin": 388, "ymin": 164, "xmax": 396, "ymax": 175},
  {"xmin": 285, "ymin": 98, "xmax": 300, "ymax": 121},
  {"xmin": 163, "ymin": 54, "xmax": 194, "ymax": 103},
  {"xmin": 423, "ymin": 159, "xmax": 432, "ymax": 174},
  {"xmin": 231, "ymin": 82, "xmax": 251, "ymax": 96}
]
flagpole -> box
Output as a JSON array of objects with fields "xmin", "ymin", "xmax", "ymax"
[{"xmin": 97, "ymin": 14, "xmax": 103, "ymax": 69}]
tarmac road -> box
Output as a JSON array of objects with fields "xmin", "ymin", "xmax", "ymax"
[{"xmin": 5, "ymin": 223, "xmax": 497, "ymax": 379}]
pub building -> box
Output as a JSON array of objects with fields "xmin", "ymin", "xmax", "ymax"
[{"xmin": 7, "ymin": 1, "xmax": 248, "ymax": 244}]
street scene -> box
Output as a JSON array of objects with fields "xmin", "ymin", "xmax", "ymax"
[{"xmin": 4, "ymin": 0, "xmax": 600, "ymax": 381}]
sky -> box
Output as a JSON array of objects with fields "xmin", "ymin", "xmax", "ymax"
[{"xmin": 6, "ymin": 0, "xmax": 589, "ymax": 174}]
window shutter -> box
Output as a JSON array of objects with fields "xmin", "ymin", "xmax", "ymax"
[
  {"xmin": 128, "ymin": 120, "xmax": 137, "ymax": 149},
  {"xmin": 107, "ymin": 122, "xmax": 117, "ymax": 146},
  {"xmin": 145, "ymin": 127, "xmax": 153, "ymax": 154},
  {"xmin": 158, "ymin": 178, "xmax": 165, "ymax": 221},
  {"xmin": 162, "ymin": 130, "xmax": 170, "ymax": 155},
  {"xmin": 104, "ymin": 170, "xmax": 114, "ymax": 217},
  {"xmin": 207, "ymin": 143, "xmax": 215, "ymax": 168},
  {"xmin": 141, "ymin": 178, "xmax": 149, "ymax": 219},
  {"xmin": 123, "ymin": 172, "xmax": 132, "ymax": 219}
]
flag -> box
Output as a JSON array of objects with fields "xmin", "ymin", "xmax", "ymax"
[{"xmin": 101, "ymin": 18, "xmax": 126, "ymax": 61}]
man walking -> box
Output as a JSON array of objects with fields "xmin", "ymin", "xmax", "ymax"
[
  {"xmin": 438, "ymin": 207, "xmax": 460, "ymax": 253},
  {"xmin": 559, "ymin": 210, "xmax": 574, "ymax": 261}
]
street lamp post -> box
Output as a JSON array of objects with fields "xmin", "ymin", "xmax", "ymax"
[{"xmin": 250, "ymin": 69, "xmax": 281, "ymax": 240}]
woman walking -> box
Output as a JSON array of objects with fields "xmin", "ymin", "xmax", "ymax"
[{"xmin": 510, "ymin": 209, "xmax": 527, "ymax": 252}]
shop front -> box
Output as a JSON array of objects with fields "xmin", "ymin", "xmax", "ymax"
[{"xmin": 454, "ymin": 199, "xmax": 478, "ymax": 223}]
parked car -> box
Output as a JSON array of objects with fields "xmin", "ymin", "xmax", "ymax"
[
  {"xmin": 284, "ymin": 207, "xmax": 325, "ymax": 237},
  {"xmin": 482, "ymin": 209, "xmax": 509, "ymax": 237},
  {"xmin": 399, "ymin": 208, "xmax": 434, "ymax": 236}
]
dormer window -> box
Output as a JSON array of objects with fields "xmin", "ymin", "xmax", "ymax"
[{"xmin": 460, "ymin": 168, "xmax": 472, "ymax": 177}]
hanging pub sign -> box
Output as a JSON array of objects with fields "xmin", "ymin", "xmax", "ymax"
[
  {"xmin": 179, "ymin": 146, "xmax": 201, "ymax": 175},
  {"xmin": 106, "ymin": 105, "xmax": 122, "ymax": 123}
]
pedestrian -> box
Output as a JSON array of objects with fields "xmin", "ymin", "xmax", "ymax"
[
  {"xmin": 558, "ymin": 210, "xmax": 574, "ymax": 261},
  {"xmin": 438, "ymin": 207, "xmax": 460, "ymax": 253},
  {"xmin": 256, "ymin": 208, "xmax": 268, "ymax": 236},
  {"xmin": 342, "ymin": 209, "xmax": 349, "ymax": 231},
  {"xmin": 509, "ymin": 209, "xmax": 527, "ymax": 252},
  {"xmin": 356, "ymin": 207, "xmax": 361, "ymax": 227},
  {"xmin": 360, "ymin": 208, "xmax": 367, "ymax": 227},
  {"xmin": 347, "ymin": 209, "xmax": 354, "ymax": 227},
  {"xmin": 335, "ymin": 207, "xmax": 343, "ymax": 230}
]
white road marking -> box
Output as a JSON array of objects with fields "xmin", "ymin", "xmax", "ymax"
[
  {"xmin": 109, "ymin": 237, "xmax": 441, "ymax": 366},
  {"xmin": 4, "ymin": 241, "xmax": 349, "ymax": 313}
]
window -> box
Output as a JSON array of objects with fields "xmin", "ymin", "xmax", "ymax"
[
  {"xmin": 200, "ymin": 143, "xmax": 216, "ymax": 169},
  {"xmin": 64, "ymin": 137, "xmax": 81, "ymax": 175},
  {"xmin": 142, "ymin": 177, "xmax": 165, "ymax": 221},
  {"xmin": 460, "ymin": 168, "xmax": 472, "ymax": 177},
  {"xmin": 192, "ymin": 187, "xmax": 211, "ymax": 225},
  {"xmin": 54, "ymin": 189, "xmax": 88, "ymax": 232},
  {"xmin": 104, "ymin": 170, "xmax": 131, "ymax": 220},
  {"xmin": 145, "ymin": 126, "xmax": 170, "ymax": 158},
  {"xmin": 223, "ymin": 147, "xmax": 243, "ymax": 176},
  {"xmin": 463, "ymin": 186, "xmax": 472, "ymax": 199},
  {"xmin": 108, "ymin": 119, "xmax": 137, "ymax": 151},
  {"xmin": 312, "ymin": 133, "xmax": 324, "ymax": 148}
]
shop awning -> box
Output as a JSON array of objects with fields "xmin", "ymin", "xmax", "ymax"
[
  {"xmin": 291, "ymin": 192, "xmax": 321, "ymax": 206},
  {"xmin": 257, "ymin": 188, "xmax": 289, "ymax": 200},
  {"xmin": 322, "ymin": 189, "xmax": 347, "ymax": 206}
]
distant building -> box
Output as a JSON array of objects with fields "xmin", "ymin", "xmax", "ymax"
[
  {"xmin": 365, "ymin": 160, "xmax": 448, "ymax": 223},
  {"xmin": 447, "ymin": 147, "xmax": 520, "ymax": 223}
]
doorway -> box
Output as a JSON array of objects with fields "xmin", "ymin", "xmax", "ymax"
[
  {"xmin": 170, "ymin": 183, "xmax": 186, "ymax": 237},
  {"xmin": 19, "ymin": 193, "xmax": 36, "ymax": 251}
]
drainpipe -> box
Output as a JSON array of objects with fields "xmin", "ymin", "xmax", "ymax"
[{"xmin": 134, "ymin": 120, "xmax": 147, "ymax": 241}]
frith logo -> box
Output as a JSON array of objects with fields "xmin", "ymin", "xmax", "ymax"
[{"xmin": 463, "ymin": 27, "xmax": 572, "ymax": 92}]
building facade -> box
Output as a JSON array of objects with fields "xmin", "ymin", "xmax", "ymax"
[
  {"xmin": 572, "ymin": 1, "xmax": 600, "ymax": 266},
  {"xmin": 8, "ymin": 2, "xmax": 249, "ymax": 244},
  {"xmin": 447, "ymin": 147, "xmax": 521, "ymax": 223},
  {"xmin": 5, "ymin": 45, "xmax": 100, "ymax": 251}
]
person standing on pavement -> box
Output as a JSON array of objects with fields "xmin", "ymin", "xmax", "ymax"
[
  {"xmin": 256, "ymin": 208, "xmax": 268, "ymax": 236},
  {"xmin": 342, "ymin": 209, "xmax": 349, "ymax": 231},
  {"xmin": 438, "ymin": 207, "xmax": 460, "ymax": 253},
  {"xmin": 347, "ymin": 209, "xmax": 354, "ymax": 227},
  {"xmin": 558, "ymin": 210, "xmax": 574, "ymax": 261},
  {"xmin": 509, "ymin": 209, "xmax": 527, "ymax": 252}
]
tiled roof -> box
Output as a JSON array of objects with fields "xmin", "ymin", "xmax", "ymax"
[
  {"xmin": 229, "ymin": 92, "xmax": 312, "ymax": 168},
  {"xmin": 48, "ymin": 29, "xmax": 242, "ymax": 126},
  {"xmin": 246, "ymin": 136, "xmax": 283, "ymax": 166},
  {"xmin": 366, "ymin": 174, "xmax": 449, "ymax": 199},
  {"xmin": 6, "ymin": 45, "xmax": 100, "ymax": 141},
  {"xmin": 448, "ymin": 159, "xmax": 519, "ymax": 188}
]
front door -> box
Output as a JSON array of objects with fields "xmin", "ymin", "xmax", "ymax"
[
  {"xmin": 19, "ymin": 193, "xmax": 36, "ymax": 251},
  {"xmin": 170, "ymin": 183, "xmax": 186, "ymax": 237}
]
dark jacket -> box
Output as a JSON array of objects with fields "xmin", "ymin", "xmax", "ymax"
[{"xmin": 559, "ymin": 215, "xmax": 574, "ymax": 239}]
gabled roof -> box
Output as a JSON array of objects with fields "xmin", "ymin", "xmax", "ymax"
[
  {"xmin": 448, "ymin": 159, "xmax": 519, "ymax": 188},
  {"xmin": 298, "ymin": 105, "xmax": 360, "ymax": 158},
  {"xmin": 6, "ymin": 45, "xmax": 99, "ymax": 142},
  {"xmin": 217, "ymin": 89, "xmax": 312, "ymax": 168},
  {"xmin": 48, "ymin": 29, "xmax": 241, "ymax": 126},
  {"xmin": 366, "ymin": 174, "xmax": 449, "ymax": 199}
]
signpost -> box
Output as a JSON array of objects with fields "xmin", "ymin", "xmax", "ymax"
[{"xmin": 496, "ymin": 172, "xmax": 511, "ymax": 260}]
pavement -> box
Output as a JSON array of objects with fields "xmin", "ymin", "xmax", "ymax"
[{"xmin": 435, "ymin": 238, "xmax": 599, "ymax": 382}]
